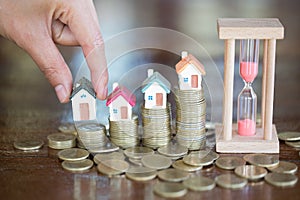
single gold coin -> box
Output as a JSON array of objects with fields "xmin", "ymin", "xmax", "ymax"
[
  {"xmin": 183, "ymin": 150, "xmax": 219, "ymax": 166},
  {"xmin": 285, "ymin": 141, "xmax": 300, "ymax": 148},
  {"xmin": 215, "ymin": 156, "xmax": 246, "ymax": 170},
  {"xmin": 61, "ymin": 159, "xmax": 93, "ymax": 172},
  {"xmin": 183, "ymin": 176, "xmax": 216, "ymax": 191},
  {"xmin": 153, "ymin": 182, "xmax": 187, "ymax": 198},
  {"xmin": 158, "ymin": 168, "xmax": 189, "ymax": 182},
  {"xmin": 93, "ymin": 152, "xmax": 125, "ymax": 164},
  {"xmin": 13, "ymin": 139, "xmax": 44, "ymax": 151},
  {"xmin": 243, "ymin": 154, "xmax": 279, "ymax": 168},
  {"xmin": 172, "ymin": 160, "xmax": 203, "ymax": 172},
  {"xmin": 58, "ymin": 148, "xmax": 89, "ymax": 161},
  {"xmin": 124, "ymin": 147, "xmax": 154, "ymax": 159},
  {"xmin": 264, "ymin": 172, "xmax": 298, "ymax": 187},
  {"xmin": 267, "ymin": 161, "xmax": 298, "ymax": 174},
  {"xmin": 215, "ymin": 174, "xmax": 247, "ymax": 189},
  {"xmin": 234, "ymin": 165, "xmax": 268, "ymax": 181},
  {"xmin": 278, "ymin": 131, "xmax": 300, "ymax": 141},
  {"xmin": 125, "ymin": 166, "xmax": 157, "ymax": 181},
  {"xmin": 97, "ymin": 159, "xmax": 129, "ymax": 176},
  {"xmin": 157, "ymin": 143, "xmax": 188, "ymax": 157},
  {"xmin": 141, "ymin": 154, "xmax": 172, "ymax": 170}
]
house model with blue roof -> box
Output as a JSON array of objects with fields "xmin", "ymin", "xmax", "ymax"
[{"xmin": 141, "ymin": 69, "xmax": 171, "ymax": 109}]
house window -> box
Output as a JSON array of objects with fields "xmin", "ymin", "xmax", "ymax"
[
  {"xmin": 113, "ymin": 109, "xmax": 118, "ymax": 114},
  {"xmin": 148, "ymin": 95, "xmax": 153, "ymax": 100},
  {"xmin": 183, "ymin": 77, "xmax": 189, "ymax": 83}
]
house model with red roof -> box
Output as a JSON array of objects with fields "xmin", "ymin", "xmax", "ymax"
[
  {"xmin": 70, "ymin": 77, "xmax": 96, "ymax": 121},
  {"xmin": 141, "ymin": 69, "xmax": 171, "ymax": 109},
  {"xmin": 106, "ymin": 82, "xmax": 136, "ymax": 121},
  {"xmin": 175, "ymin": 51, "xmax": 206, "ymax": 90}
]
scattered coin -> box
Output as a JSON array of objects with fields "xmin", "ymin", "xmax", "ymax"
[
  {"xmin": 157, "ymin": 143, "xmax": 188, "ymax": 157},
  {"xmin": 124, "ymin": 146, "xmax": 154, "ymax": 159},
  {"xmin": 47, "ymin": 133, "xmax": 76, "ymax": 149},
  {"xmin": 125, "ymin": 166, "xmax": 157, "ymax": 181},
  {"xmin": 88, "ymin": 140, "xmax": 120, "ymax": 153},
  {"xmin": 172, "ymin": 160, "xmax": 203, "ymax": 172},
  {"xmin": 264, "ymin": 173, "xmax": 298, "ymax": 187},
  {"xmin": 277, "ymin": 131, "xmax": 300, "ymax": 141},
  {"xmin": 243, "ymin": 154, "xmax": 279, "ymax": 168},
  {"xmin": 141, "ymin": 154, "xmax": 172, "ymax": 170},
  {"xmin": 183, "ymin": 176, "xmax": 216, "ymax": 191},
  {"xmin": 267, "ymin": 161, "xmax": 298, "ymax": 174},
  {"xmin": 183, "ymin": 150, "xmax": 219, "ymax": 166},
  {"xmin": 285, "ymin": 141, "xmax": 300, "ymax": 148},
  {"xmin": 158, "ymin": 168, "xmax": 189, "ymax": 182},
  {"xmin": 216, "ymin": 156, "xmax": 246, "ymax": 170},
  {"xmin": 153, "ymin": 182, "xmax": 187, "ymax": 198},
  {"xmin": 215, "ymin": 174, "xmax": 248, "ymax": 189},
  {"xmin": 61, "ymin": 159, "xmax": 93, "ymax": 172},
  {"xmin": 58, "ymin": 148, "xmax": 89, "ymax": 161},
  {"xmin": 97, "ymin": 159, "xmax": 129, "ymax": 176},
  {"xmin": 93, "ymin": 151, "xmax": 125, "ymax": 164},
  {"xmin": 234, "ymin": 165, "xmax": 268, "ymax": 181},
  {"xmin": 128, "ymin": 158, "xmax": 143, "ymax": 166},
  {"xmin": 13, "ymin": 139, "xmax": 44, "ymax": 151}
]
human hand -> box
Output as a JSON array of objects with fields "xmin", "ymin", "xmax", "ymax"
[{"xmin": 0, "ymin": 0, "xmax": 108, "ymax": 103}]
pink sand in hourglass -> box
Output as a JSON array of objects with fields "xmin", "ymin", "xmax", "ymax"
[
  {"xmin": 240, "ymin": 62, "xmax": 258, "ymax": 83},
  {"xmin": 238, "ymin": 119, "xmax": 256, "ymax": 136}
]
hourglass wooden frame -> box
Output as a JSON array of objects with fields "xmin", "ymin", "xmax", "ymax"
[{"xmin": 216, "ymin": 18, "xmax": 284, "ymax": 153}]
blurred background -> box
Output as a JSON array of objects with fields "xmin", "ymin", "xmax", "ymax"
[{"xmin": 0, "ymin": 0, "xmax": 299, "ymax": 128}]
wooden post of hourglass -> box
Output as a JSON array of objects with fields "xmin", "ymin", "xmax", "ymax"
[{"xmin": 216, "ymin": 18, "xmax": 284, "ymax": 153}]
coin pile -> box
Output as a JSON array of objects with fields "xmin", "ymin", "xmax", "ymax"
[
  {"xmin": 277, "ymin": 131, "xmax": 300, "ymax": 148},
  {"xmin": 141, "ymin": 104, "xmax": 171, "ymax": 149},
  {"xmin": 109, "ymin": 115, "xmax": 139, "ymax": 149},
  {"xmin": 76, "ymin": 121, "xmax": 108, "ymax": 151},
  {"xmin": 174, "ymin": 88, "xmax": 206, "ymax": 150},
  {"xmin": 47, "ymin": 133, "xmax": 76, "ymax": 149}
]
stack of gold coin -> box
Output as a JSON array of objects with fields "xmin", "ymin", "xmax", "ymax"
[
  {"xmin": 141, "ymin": 104, "xmax": 171, "ymax": 149},
  {"xmin": 109, "ymin": 115, "xmax": 139, "ymax": 149},
  {"xmin": 47, "ymin": 133, "xmax": 76, "ymax": 149},
  {"xmin": 174, "ymin": 88, "xmax": 206, "ymax": 150},
  {"xmin": 76, "ymin": 121, "xmax": 108, "ymax": 151}
]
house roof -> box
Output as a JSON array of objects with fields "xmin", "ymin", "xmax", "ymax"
[
  {"xmin": 106, "ymin": 85, "xmax": 136, "ymax": 107},
  {"xmin": 175, "ymin": 54, "xmax": 206, "ymax": 75},
  {"xmin": 141, "ymin": 71, "xmax": 171, "ymax": 93},
  {"xmin": 70, "ymin": 77, "xmax": 96, "ymax": 99}
]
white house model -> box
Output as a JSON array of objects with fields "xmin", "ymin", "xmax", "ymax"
[
  {"xmin": 141, "ymin": 69, "xmax": 171, "ymax": 109},
  {"xmin": 175, "ymin": 51, "xmax": 206, "ymax": 90},
  {"xmin": 106, "ymin": 83, "xmax": 136, "ymax": 121},
  {"xmin": 70, "ymin": 77, "xmax": 96, "ymax": 121}
]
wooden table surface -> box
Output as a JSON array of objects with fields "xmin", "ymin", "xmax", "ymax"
[{"xmin": 1, "ymin": 37, "xmax": 300, "ymax": 200}]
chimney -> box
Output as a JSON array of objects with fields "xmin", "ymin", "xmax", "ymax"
[
  {"xmin": 147, "ymin": 69, "xmax": 154, "ymax": 77},
  {"xmin": 181, "ymin": 51, "xmax": 188, "ymax": 59},
  {"xmin": 112, "ymin": 82, "xmax": 119, "ymax": 90}
]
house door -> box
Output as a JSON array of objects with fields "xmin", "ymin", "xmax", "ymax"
[
  {"xmin": 156, "ymin": 93, "xmax": 163, "ymax": 106},
  {"xmin": 191, "ymin": 75, "xmax": 198, "ymax": 88},
  {"xmin": 120, "ymin": 106, "xmax": 128, "ymax": 119},
  {"xmin": 80, "ymin": 103, "xmax": 89, "ymax": 120}
]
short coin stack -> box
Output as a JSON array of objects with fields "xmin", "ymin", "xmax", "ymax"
[
  {"xmin": 47, "ymin": 133, "xmax": 76, "ymax": 149},
  {"xmin": 141, "ymin": 104, "xmax": 171, "ymax": 149},
  {"xmin": 109, "ymin": 115, "xmax": 139, "ymax": 149},
  {"xmin": 76, "ymin": 121, "xmax": 108, "ymax": 152},
  {"xmin": 174, "ymin": 88, "xmax": 206, "ymax": 150}
]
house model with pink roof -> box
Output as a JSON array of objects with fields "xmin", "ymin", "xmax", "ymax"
[
  {"xmin": 175, "ymin": 51, "xmax": 206, "ymax": 90},
  {"xmin": 70, "ymin": 77, "xmax": 96, "ymax": 121},
  {"xmin": 141, "ymin": 69, "xmax": 171, "ymax": 109},
  {"xmin": 106, "ymin": 82, "xmax": 136, "ymax": 121}
]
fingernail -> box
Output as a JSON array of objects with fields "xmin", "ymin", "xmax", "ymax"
[{"xmin": 55, "ymin": 84, "xmax": 68, "ymax": 103}]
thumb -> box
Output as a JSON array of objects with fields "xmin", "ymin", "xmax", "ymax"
[{"xmin": 23, "ymin": 36, "xmax": 73, "ymax": 103}]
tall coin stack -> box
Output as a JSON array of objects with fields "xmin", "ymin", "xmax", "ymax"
[
  {"xmin": 175, "ymin": 88, "xmax": 206, "ymax": 150},
  {"xmin": 109, "ymin": 115, "xmax": 139, "ymax": 149},
  {"xmin": 141, "ymin": 104, "xmax": 171, "ymax": 149},
  {"xmin": 76, "ymin": 121, "xmax": 108, "ymax": 151}
]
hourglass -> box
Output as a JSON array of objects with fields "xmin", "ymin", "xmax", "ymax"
[
  {"xmin": 237, "ymin": 39, "xmax": 259, "ymax": 136},
  {"xmin": 216, "ymin": 18, "xmax": 284, "ymax": 153}
]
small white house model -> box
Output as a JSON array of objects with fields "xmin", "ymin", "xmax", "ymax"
[
  {"xmin": 106, "ymin": 83, "xmax": 136, "ymax": 121},
  {"xmin": 70, "ymin": 77, "xmax": 96, "ymax": 121},
  {"xmin": 141, "ymin": 69, "xmax": 171, "ymax": 109},
  {"xmin": 175, "ymin": 51, "xmax": 206, "ymax": 90}
]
